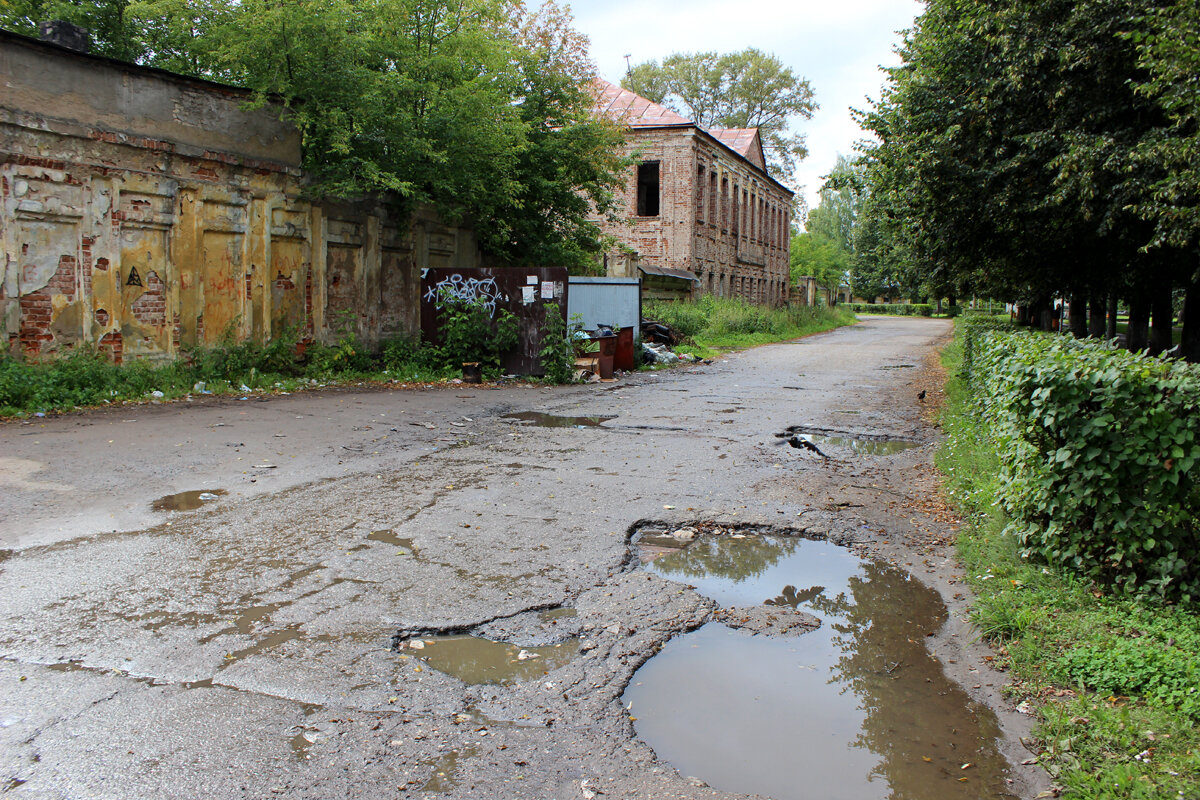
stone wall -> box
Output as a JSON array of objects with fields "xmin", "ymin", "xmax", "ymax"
[
  {"xmin": 0, "ymin": 31, "xmax": 479, "ymax": 361},
  {"xmin": 594, "ymin": 126, "xmax": 792, "ymax": 306}
]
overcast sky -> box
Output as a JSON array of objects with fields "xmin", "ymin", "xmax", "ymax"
[{"xmin": 567, "ymin": 0, "xmax": 925, "ymax": 216}]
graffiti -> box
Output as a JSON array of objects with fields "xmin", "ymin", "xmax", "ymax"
[{"xmin": 424, "ymin": 273, "xmax": 506, "ymax": 317}]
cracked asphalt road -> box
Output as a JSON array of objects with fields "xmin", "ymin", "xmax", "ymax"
[{"xmin": 0, "ymin": 316, "xmax": 1049, "ymax": 799}]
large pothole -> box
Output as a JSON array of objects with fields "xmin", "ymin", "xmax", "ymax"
[{"xmin": 625, "ymin": 526, "xmax": 1016, "ymax": 800}]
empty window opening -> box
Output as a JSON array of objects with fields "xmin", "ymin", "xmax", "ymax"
[{"xmin": 637, "ymin": 162, "xmax": 660, "ymax": 217}]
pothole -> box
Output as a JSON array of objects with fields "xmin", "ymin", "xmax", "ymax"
[
  {"xmin": 151, "ymin": 489, "xmax": 228, "ymax": 512},
  {"xmin": 502, "ymin": 412, "xmax": 615, "ymax": 428},
  {"xmin": 776, "ymin": 426, "xmax": 918, "ymax": 456},
  {"xmin": 806, "ymin": 434, "xmax": 918, "ymax": 456},
  {"xmin": 625, "ymin": 528, "xmax": 1015, "ymax": 800},
  {"xmin": 399, "ymin": 635, "xmax": 580, "ymax": 685}
]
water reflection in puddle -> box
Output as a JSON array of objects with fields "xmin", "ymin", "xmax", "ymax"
[
  {"xmin": 807, "ymin": 434, "xmax": 918, "ymax": 456},
  {"xmin": 626, "ymin": 535, "xmax": 1014, "ymax": 800},
  {"xmin": 151, "ymin": 489, "xmax": 228, "ymax": 512},
  {"xmin": 410, "ymin": 635, "xmax": 579, "ymax": 685},
  {"xmin": 503, "ymin": 412, "xmax": 615, "ymax": 428}
]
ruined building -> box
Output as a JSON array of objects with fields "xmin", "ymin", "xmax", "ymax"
[
  {"xmin": 591, "ymin": 80, "xmax": 793, "ymax": 305},
  {"xmin": 1, "ymin": 28, "xmax": 478, "ymax": 362}
]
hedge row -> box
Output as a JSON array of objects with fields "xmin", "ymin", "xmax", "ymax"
[
  {"xmin": 962, "ymin": 319, "xmax": 1200, "ymax": 602},
  {"xmin": 847, "ymin": 303, "xmax": 962, "ymax": 317}
]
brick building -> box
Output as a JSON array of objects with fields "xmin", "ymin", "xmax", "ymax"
[{"xmin": 591, "ymin": 80, "xmax": 793, "ymax": 306}]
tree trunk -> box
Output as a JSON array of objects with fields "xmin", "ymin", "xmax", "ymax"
[
  {"xmin": 1088, "ymin": 294, "xmax": 1106, "ymax": 337},
  {"xmin": 1150, "ymin": 284, "xmax": 1175, "ymax": 356},
  {"xmin": 1069, "ymin": 294, "xmax": 1088, "ymax": 338},
  {"xmin": 1106, "ymin": 294, "xmax": 1118, "ymax": 339},
  {"xmin": 1127, "ymin": 294, "xmax": 1150, "ymax": 352},
  {"xmin": 1182, "ymin": 273, "xmax": 1200, "ymax": 363}
]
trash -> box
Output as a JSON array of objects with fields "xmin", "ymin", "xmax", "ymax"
[
  {"xmin": 151, "ymin": 390, "xmax": 165, "ymax": 398},
  {"xmin": 239, "ymin": 384, "xmax": 252, "ymax": 392}
]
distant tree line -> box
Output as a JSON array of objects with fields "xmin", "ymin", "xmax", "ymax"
[
  {"xmin": 1, "ymin": 0, "xmax": 628, "ymax": 270},
  {"xmin": 850, "ymin": 0, "xmax": 1200, "ymax": 360}
]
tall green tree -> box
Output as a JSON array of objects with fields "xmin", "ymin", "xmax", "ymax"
[
  {"xmin": 621, "ymin": 49, "xmax": 816, "ymax": 184},
  {"xmin": 1, "ymin": 0, "xmax": 626, "ymax": 270},
  {"xmin": 856, "ymin": 0, "xmax": 1199, "ymax": 354}
]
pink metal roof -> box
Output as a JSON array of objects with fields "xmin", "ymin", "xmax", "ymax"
[
  {"xmin": 591, "ymin": 78, "xmax": 693, "ymax": 127},
  {"xmin": 709, "ymin": 128, "xmax": 767, "ymax": 170}
]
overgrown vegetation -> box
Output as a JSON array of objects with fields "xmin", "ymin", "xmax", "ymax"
[
  {"xmin": 0, "ymin": 300, "xmax": 583, "ymax": 415},
  {"xmin": 937, "ymin": 317, "xmax": 1200, "ymax": 798},
  {"xmin": 960, "ymin": 317, "xmax": 1200, "ymax": 602},
  {"xmin": 644, "ymin": 295, "xmax": 854, "ymax": 358}
]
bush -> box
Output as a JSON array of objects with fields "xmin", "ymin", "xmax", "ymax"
[
  {"xmin": 846, "ymin": 303, "xmax": 935, "ymax": 316},
  {"xmin": 537, "ymin": 306, "xmax": 579, "ymax": 384},
  {"xmin": 963, "ymin": 324, "xmax": 1200, "ymax": 601},
  {"xmin": 433, "ymin": 295, "xmax": 519, "ymax": 375}
]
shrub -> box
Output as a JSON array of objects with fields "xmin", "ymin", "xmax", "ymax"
[
  {"xmin": 963, "ymin": 325, "xmax": 1200, "ymax": 601},
  {"xmin": 433, "ymin": 295, "xmax": 519, "ymax": 374},
  {"xmin": 538, "ymin": 306, "xmax": 579, "ymax": 384},
  {"xmin": 846, "ymin": 303, "xmax": 936, "ymax": 316}
]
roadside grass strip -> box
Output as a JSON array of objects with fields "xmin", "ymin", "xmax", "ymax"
[{"xmin": 937, "ymin": 321, "xmax": 1200, "ymax": 800}]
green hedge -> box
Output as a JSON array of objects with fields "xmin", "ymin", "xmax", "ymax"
[
  {"xmin": 847, "ymin": 303, "xmax": 941, "ymax": 316},
  {"xmin": 963, "ymin": 323, "xmax": 1200, "ymax": 601}
]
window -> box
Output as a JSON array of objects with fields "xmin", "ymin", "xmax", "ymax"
[
  {"xmin": 697, "ymin": 165, "xmax": 706, "ymax": 223},
  {"xmin": 636, "ymin": 161, "xmax": 660, "ymax": 217}
]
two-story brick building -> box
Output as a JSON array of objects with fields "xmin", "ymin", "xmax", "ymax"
[{"xmin": 591, "ymin": 79, "xmax": 792, "ymax": 306}]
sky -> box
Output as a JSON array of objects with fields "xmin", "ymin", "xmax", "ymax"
[{"xmin": 567, "ymin": 0, "xmax": 925, "ymax": 216}]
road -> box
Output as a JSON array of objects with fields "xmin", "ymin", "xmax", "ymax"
[{"xmin": 0, "ymin": 316, "xmax": 1047, "ymax": 799}]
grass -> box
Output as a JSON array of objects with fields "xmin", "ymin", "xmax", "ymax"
[
  {"xmin": 936, "ymin": 329, "xmax": 1200, "ymax": 799},
  {"xmin": 0, "ymin": 330, "xmax": 456, "ymax": 418},
  {"xmin": 644, "ymin": 296, "xmax": 855, "ymax": 359}
]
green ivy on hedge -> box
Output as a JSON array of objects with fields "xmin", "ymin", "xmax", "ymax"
[{"xmin": 962, "ymin": 322, "xmax": 1200, "ymax": 602}]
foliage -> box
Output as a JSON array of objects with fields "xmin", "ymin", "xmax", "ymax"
[
  {"xmin": 643, "ymin": 295, "xmax": 854, "ymax": 356},
  {"xmin": 536, "ymin": 305, "xmax": 578, "ymax": 384},
  {"xmin": 0, "ymin": 0, "xmax": 627, "ymax": 271},
  {"xmin": 433, "ymin": 295, "xmax": 519, "ymax": 375},
  {"xmin": 621, "ymin": 48, "xmax": 816, "ymax": 184},
  {"xmin": 789, "ymin": 232, "xmax": 848, "ymax": 299},
  {"xmin": 963, "ymin": 324, "xmax": 1200, "ymax": 601},
  {"xmin": 853, "ymin": 0, "xmax": 1200, "ymax": 354},
  {"xmin": 938, "ymin": 321, "xmax": 1200, "ymax": 798},
  {"xmin": 845, "ymin": 303, "xmax": 936, "ymax": 317}
]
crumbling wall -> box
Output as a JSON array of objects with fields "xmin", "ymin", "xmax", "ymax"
[{"xmin": 0, "ymin": 31, "xmax": 479, "ymax": 361}]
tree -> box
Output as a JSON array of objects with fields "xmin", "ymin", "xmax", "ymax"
[
  {"xmin": 855, "ymin": 0, "xmax": 1199, "ymax": 355},
  {"xmin": 621, "ymin": 49, "xmax": 816, "ymax": 185},
  {"xmin": 2, "ymin": 0, "xmax": 626, "ymax": 270}
]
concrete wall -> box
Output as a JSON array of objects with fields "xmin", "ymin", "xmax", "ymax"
[
  {"xmin": 0, "ymin": 31, "xmax": 478, "ymax": 361},
  {"xmin": 592, "ymin": 126, "xmax": 792, "ymax": 307}
]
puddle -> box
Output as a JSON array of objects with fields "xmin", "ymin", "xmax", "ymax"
[
  {"xmin": 626, "ymin": 534, "xmax": 1014, "ymax": 800},
  {"xmin": 367, "ymin": 530, "xmax": 418, "ymax": 553},
  {"xmin": 151, "ymin": 489, "xmax": 228, "ymax": 512},
  {"xmin": 421, "ymin": 746, "xmax": 478, "ymax": 792},
  {"xmin": 807, "ymin": 434, "xmax": 918, "ymax": 456},
  {"xmin": 502, "ymin": 412, "xmax": 615, "ymax": 428},
  {"xmin": 407, "ymin": 635, "xmax": 580, "ymax": 685},
  {"xmin": 290, "ymin": 729, "xmax": 316, "ymax": 760},
  {"xmin": 538, "ymin": 607, "xmax": 577, "ymax": 621}
]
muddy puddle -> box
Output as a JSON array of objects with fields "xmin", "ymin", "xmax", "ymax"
[
  {"xmin": 151, "ymin": 489, "xmax": 228, "ymax": 512},
  {"xmin": 502, "ymin": 412, "xmax": 615, "ymax": 428},
  {"xmin": 367, "ymin": 530, "xmax": 418, "ymax": 553},
  {"xmin": 626, "ymin": 534, "xmax": 1014, "ymax": 800},
  {"xmin": 404, "ymin": 635, "xmax": 579, "ymax": 685},
  {"xmin": 805, "ymin": 434, "xmax": 918, "ymax": 456}
]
